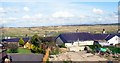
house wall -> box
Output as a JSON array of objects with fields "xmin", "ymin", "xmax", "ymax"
[
  {"xmin": 65, "ymin": 41, "xmax": 94, "ymax": 47},
  {"xmin": 65, "ymin": 43, "xmax": 73, "ymax": 47},
  {"xmin": 8, "ymin": 42, "xmax": 19, "ymax": 47},
  {"xmin": 24, "ymin": 42, "xmax": 32, "ymax": 49},
  {"xmin": 73, "ymin": 41, "xmax": 94, "ymax": 46},
  {"xmin": 107, "ymin": 36, "xmax": 120, "ymax": 45},
  {"xmin": 56, "ymin": 37, "xmax": 64, "ymax": 45},
  {"xmin": 69, "ymin": 46, "xmax": 85, "ymax": 52},
  {"xmin": 2, "ymin": 42, "xmax": 19, "ymax": 47}
]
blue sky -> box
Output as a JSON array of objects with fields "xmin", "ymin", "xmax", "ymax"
[{"xmin": 0, "ymin": 0, "xmax": 119, "ymax": 27}]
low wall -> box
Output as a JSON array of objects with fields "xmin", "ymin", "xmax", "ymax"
[{"xmin": 69, "ymin": 46, "xmax": 85, "ymax": 52}]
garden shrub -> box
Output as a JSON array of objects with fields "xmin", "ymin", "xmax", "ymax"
[
  {"xmin": 8, "ymin": 44, "xmax": 18, "ymax": 53},
  {"xmin": 31, "ymin": 45, "xmax": 45, "ymax": 54},
  {"xmin": 19, "ymin": 38, "xmax": 24, "ymax": 46},
  {"xmin": 59, "ymin": 43, "xmax": 66, "ymax": 48}
]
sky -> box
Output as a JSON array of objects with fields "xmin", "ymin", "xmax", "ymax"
[{"xmin": 0, "ymin": 0, "xmax": 119, "ymax": 27}]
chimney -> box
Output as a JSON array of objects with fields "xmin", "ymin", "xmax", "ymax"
[
  {"xmin": 76, "ymin": 29, "xmax": 79, "ymax": 32},
  {"xmin": 102, "ymin": 29, "xmax": 106, "ymax": 34},
  {"xmin": 118, "ymin": 29, "xmax": 120, "ymax": 33}
]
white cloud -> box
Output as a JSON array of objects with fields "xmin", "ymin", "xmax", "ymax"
[
  {"xmin": 98, "ymin": 18, "xmax": 103, "ymax": 21},
  {"xmin": 52, "ymin": 11, "xmax": 74, "ymax": 18},
  {"xmin": 80, "ymin": 16, "xmax": 85, "ymax": 18},
  {"xmin": 93, "ymin": 8, "xmax": 103, "ymax": 15},
  {"xmin": 113, "ymin": 15, "xmax": 118, "ymax": 21},
  {"xmin": 79, "ymin": 15, "xmax": 88, "ymax": 19},
  {"xmin": 1, "ymin": 21, "xmax": 7, "ymax": 25},
  {"xmin": 34, "ymin": 13, "xmax": 42, "ymax": 18},
  {"xmin": 0, "ymin": 18, "xmax": 9, "ymax": 25},
  {"xmin": 0, "ymin": 17, "xmax": 18, "ymax": 25},
  {"xmin": 109, "ymin": 12, "xmax": 118, "ymax": 21},
  {"xmin": 0, "ymin": 7, "xmax": 5, "ymax": 12},
  {"xmin": 22, "ymin": 15, "xmax": 31, "ymax": 20},
  {"xmin": 22, "ymin": 13, "xmax": 43, "ymax": 20},
  {"xmin": 7, "ymin": 7, "xmax": 19, "ymax": 13},
  {"xmin": 0, "ymin": 13, "xmax": 5, "ymax": 17},
  {"xmin": 23, "ymin": 7, "xmax": 30, "ymax": 12},
  {"xmin": 8, "ymin": 17, "xmax": 18, "ymax": 20}
]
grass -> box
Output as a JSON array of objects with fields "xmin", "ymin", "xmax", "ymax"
[
  {"xmin": 18, "ymin": 48, "xmax": 31, "ymax": 54},
  {"xmin": 88, "ymin": 45, "xmax": 120, "ymax": 54},
  {"xmin": 7, "ymin": 48, "xmax": 31, "ymax": 54},
  {"xmin": 106, "ymin": 46, "xmax": 120, "ymax": 54},
  {"xmin": 87, "ymin": 45, "xmax": 101, "ymax": 51}
]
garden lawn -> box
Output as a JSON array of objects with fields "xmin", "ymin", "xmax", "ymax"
[
  {"xmin": 88, "ymin": 45, "xmax": 120, "ymax": 54},
  {"xmin": 107, "ymin": 46, "xmax": 120, "ymax": 54},
  {"xmin": 7, "ymin": 48, "xmax": 31, "ymax": 54},
  {"xmin": 18, "ymin": 48, "xmax": 31, "ymax": 54}
]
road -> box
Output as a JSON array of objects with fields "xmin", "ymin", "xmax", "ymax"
[{"xmin": 8, "ymin": 53, "xmax": 43, "ymax": 63}]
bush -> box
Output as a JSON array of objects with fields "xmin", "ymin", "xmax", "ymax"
[
  {"xmin": 2, "ymin": 43, "xmax": 8, "ymax": 49},
  {"xmin": 59, "ymin": 43, "xmax": 66, "ymax": 48},
  {"xmin": 107, "ymin": 46, "xmax": 120, "ymax": 54},
  {"xmin": 50, "ymin": 47, "xmax": 59, "ymax": 55},
  {"xmin": 38, "ymin": 47, "xmax": 45, "ymax": 54},
  {"xmin": 30, "ymin": 34, "xmax": 41, "ymax": 47},
  {"xmin": 87, "ymin": 44, "xmax": 102, "ymax": 53},
  {"xmin": 31, "ymin": 45, "xmax": 37, "ymax": 53},
  {"xmin": 8, "ymin": 44, "xmax": 18, "ymax": 53},
  {"xmin": 19, "ymin": 38, "xmax": 24, "ymax": 46},
  {"xmin": 88, "ymin": 44, "xmax": 102, "ymax": 50},
  {"xmin": 31, "ymin": 45, "xmax": 45, "ymax": 54}
]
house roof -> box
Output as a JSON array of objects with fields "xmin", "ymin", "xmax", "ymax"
[
  {"xmin": 2, "ymin": 38, "xmax": 30, "ymax": 43},
  {"xmin": 115, "ymin": 33, "xmax": 120, "ymax": 37},
  {"xmin": 58, "ymin": 32, "xmax": 94, "ymax": 43},
  {"xmin": 43, "ymin": 37, "xmax": 56, "ymax": 42},
  {"xmin": 105, "ymin": 34, "xmax": 115, "ymax": 41},
  {"xmin": 93, "ymin": 34, "xmax": 109, "ymax": 40},
  {"xmin": 56, "ymin": 32, "xmax": 120, "ymax": 43},
  {"xmin": 105, "ymin": 34, "xmax": 120, "ymax": 41},
  {"xmin": 2, "ymin": 38, "xmax": 20, "ymax": 42},
  {"xmin": 22, "ymin": 38, "xmax": 30, "ymax": 43}
]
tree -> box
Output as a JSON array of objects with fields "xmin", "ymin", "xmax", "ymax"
[
  {"xmin": 30, "ymin": 34, "xmax": 41, "ymax": 47},
  {"xmin": 19, "ymin": 38, "xmax": 24, "ymax": 46}
]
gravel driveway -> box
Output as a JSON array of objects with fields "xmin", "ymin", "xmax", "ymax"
[{"xmin": 49, "ymin": 51, "xmax": 107, "ymax": 61}]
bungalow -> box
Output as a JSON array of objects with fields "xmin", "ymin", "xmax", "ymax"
[
  {"xmin": 105, "ymin": 34, "xmax": 120, "ymax": 45},
  {"xmin": 56, "ymin": 32, "xmax": 120, "ymax": 47},
  {"xmin": 55, "ymin": 32, "xmax": 94, "ymax": 47},
  {"xmin": 24, "ymin": 42, "xmax": 33, "ymax": 49},
  {"xmin": 2, "ymin": 38, "xmax": 30, "ymax": 46},
  {"xmin": 94, "ymin": 34, "xmax": 120, "ymax": 46}
]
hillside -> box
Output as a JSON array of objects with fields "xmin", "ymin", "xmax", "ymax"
[{"xmin": 0, "ymin": 25, "xmax": 118, "ymax": 38}]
